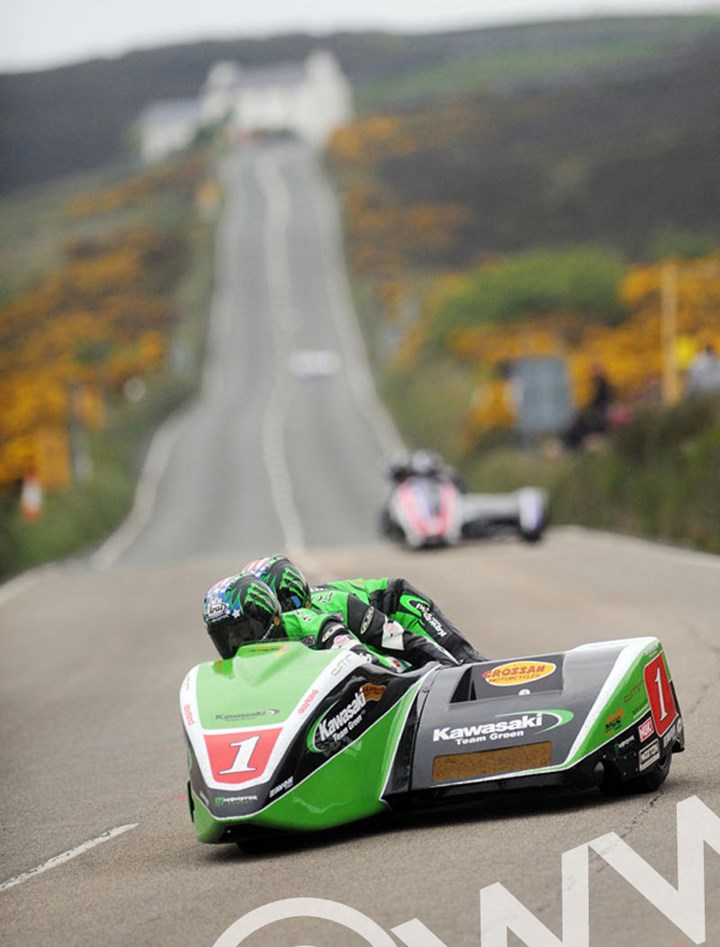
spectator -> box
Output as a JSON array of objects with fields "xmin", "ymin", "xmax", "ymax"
[
  {"xmin": 686, "ymin": 343, "xmax": 720, "ymax": 395},
  {"xmin": 563, "ymin": 363, "xmax": 615, "ymax": 450}
]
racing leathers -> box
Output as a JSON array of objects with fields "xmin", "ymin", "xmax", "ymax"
[
  {"xmin": 308, "ymin": 577, "xmax": 486, "ymax": 667},
  {"xmin": 278, "ymin": 606, "xmax": 408, "ymax": 672}
]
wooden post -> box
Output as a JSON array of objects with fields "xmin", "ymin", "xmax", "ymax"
[{"xmin": 660, "ymin": 261, "xmax": 680, "ymax": 404}]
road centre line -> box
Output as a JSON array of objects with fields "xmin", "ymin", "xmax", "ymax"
[
  {"xmin": 256, "ymin": 152, "xmax": 305, "ymax": 553},
  {"xmin": 0, "ymin": 824, "xmax": 138, "ymax": 893},
  {"xmin": 311, "ymin": 160, "xmax": 404, "ymax": 458},
  {"xmin": 202, "ymin": 158, "xmax": 242, "ymax": 400}
]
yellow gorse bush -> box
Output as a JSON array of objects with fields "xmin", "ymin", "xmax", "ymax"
[
  {"xmin": 445, "ymin": 255, "xmax": 720, "ymax": 445},
  {"xmin": 0, "ymin": 164, "xmax": 199, "ymax": 490}
]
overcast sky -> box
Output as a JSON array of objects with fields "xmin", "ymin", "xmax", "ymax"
[{"xmin": 1, "ymin": 0, "xmax": 718, "ymax": 72}]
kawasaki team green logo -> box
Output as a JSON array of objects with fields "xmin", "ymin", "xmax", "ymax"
[
  {"xmin": 308, "ymin": 683, "xmax": 386, "ymax": 752},
  {"xmin": 433, "ymin": 710, "xmax": 574, "ymax": 747}
]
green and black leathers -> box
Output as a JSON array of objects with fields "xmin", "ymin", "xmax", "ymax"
[
  {"xmin": 279, "ymin": 606, "xmax": 403, "ymax": 670},
  {"xmin": 309, "ymin": 578, "xmax": 485, "ymax": 667}
]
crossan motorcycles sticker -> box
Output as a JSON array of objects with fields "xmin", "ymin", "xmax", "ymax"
[
  {"xmin": 482, "ymin": 660, "xmax": 556, "ymax": 687},
  {"xmin": 309, "ymin": 683, "xmax": 386, "ymax": 752},
  {"xmin": 433, "ymin": 710, "xmax": 574, "ymax": 747}
]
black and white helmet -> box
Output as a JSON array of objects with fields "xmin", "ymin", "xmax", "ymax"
[
  {"xmin": 202, "ymin": 574, "xmax": 282, "ymax": 659},
  {"xmin": 242, "ymin": 555, "xmax": 311, "ymax": 611},
  {"xmin": 411, "ymin": 449, "xmax": 444, "ymax": 477}
]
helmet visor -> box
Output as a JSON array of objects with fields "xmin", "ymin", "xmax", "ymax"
[
  {"xmin": 208, "ymin": 616, "xmax": 268, "ymax": 659},
  {"xmin": 282, "ymin": 589, "xmax": 308, "ymax": 610}
]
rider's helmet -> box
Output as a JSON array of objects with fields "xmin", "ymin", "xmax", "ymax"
[
  {"xmin": 203, "ymin": 574, "xmax": 283, "ymax": 659},
  {"xmin": 411, "ymin": 449, "xmax": 444, "ymax": 477},
  {"xmin": 242, "ymin": 555, "xmax": 311, "ymax": 611},
  {"xmin": 387, "ymin": 451, "xmax": 411, "ymax": 483}
]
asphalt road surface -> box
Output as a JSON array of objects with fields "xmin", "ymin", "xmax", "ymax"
[
  {"xmin": 2, "ymin": 144, "xmax": 719, "ymax": 947},
  {"xmin": 92, "ymin": 143, "xmax": 399, "ymax": 569}
]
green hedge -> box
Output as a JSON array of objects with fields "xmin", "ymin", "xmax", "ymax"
[{"xmin": 547, "ymin": 395, "xmax": 720, "ymax": 552}]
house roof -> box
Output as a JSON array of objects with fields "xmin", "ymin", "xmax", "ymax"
[
  {"xmin": 138, "ymin": 99, "xmax": 201, "ymax": 128},
  {"xmin": 204, "ymin": 60, "xmax": 306, "ymax": 93}
]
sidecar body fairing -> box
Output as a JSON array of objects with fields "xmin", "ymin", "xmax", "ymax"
[{"xmin": 181, "ymin": 636, "xmax": 683, "ymax": 844}]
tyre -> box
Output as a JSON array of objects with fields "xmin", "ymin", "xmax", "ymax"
[
  {"xmin": 379, "ymin": 507, "xmax": 404, "ymax": 543},
  {"xmin": 632, "ymin": 750, "xmax": 672, "ymax": 792},
  {"xmin": 600, "ymin": 751, "xmax": 672, "ymax": 797},
  {"xmin": 519, "ymin": 525, "xmax": 544, "ymax": 544}
]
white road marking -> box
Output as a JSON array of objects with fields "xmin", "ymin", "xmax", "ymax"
[
  {"xmin": 311, "ymin": 160, "xmax": 404, "ymax": 458},
  {"xmin": 90, "ymin": 409, "xmax": 188, "ymax": 569},
  {"xmin": 0, "ymin": 823, "xmax": 138, "ymax": 893},
  {"xmin": 0, "ymin": 567, "xmax": 47, "ymax": 607},
  {"xmin": 87, "ymin": 159, "xmax": 247, "ymax": 570}
]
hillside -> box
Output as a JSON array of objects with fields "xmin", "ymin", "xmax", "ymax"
[
  {"xmin": 330, "ymin": 26, "xmax": 720, "ymax": 263},
  {"xmin": 1, "ymin": 16, "xmax": 719, "ymax": 568},
  {"xmin": 0, "ymin": 15, "xmax": 717, "ymax": 192}
]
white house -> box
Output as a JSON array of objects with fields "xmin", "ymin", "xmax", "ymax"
[
  {"xmin": 200, "ymin": 50, "xmax": 352, "ymax": 148},
  {"xmin": 138, "ymin": 50, "xmax": 352, "ymax": 163},
  {"xmin": 137, "ymin": 99, "xmax": 202, "ymax": 164}
]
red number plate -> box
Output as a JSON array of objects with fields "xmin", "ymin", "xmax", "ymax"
[
  {"xmin": 204, "ymin": 728, "xmax": 282, "ymax": 785},
  {"xmin": 643, "ymin": 654, "xmax": 678, "ymax": 738}
]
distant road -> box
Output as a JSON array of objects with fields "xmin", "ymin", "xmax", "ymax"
[
  {"xmin": 94, "ymin": 142, "xmax": 400, "ymax": 569},
  {"xmin": 2, "ymin": 144, "xmax": 719, "ymax": 947}
]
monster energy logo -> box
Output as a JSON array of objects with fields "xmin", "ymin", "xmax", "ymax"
[
  {"xmin": 243, "ymin": 583, "xmax": 277, "ymax": 613},
  {"xmin": 222, "ymin": 580, "xmax": 245, "ymax": 611},
  {"xmin": 280, "ymin": 567, "xmax": 306, "ymax": 607}
]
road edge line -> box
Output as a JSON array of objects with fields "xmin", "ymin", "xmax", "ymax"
[{"xmin": 0, "ymin": 823, "xmax": 139, "ymax": 893}]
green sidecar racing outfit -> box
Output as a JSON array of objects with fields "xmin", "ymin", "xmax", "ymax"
[{"xmin": 308, "ymin": 577, "xmax": 486, "ymax": 667}]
